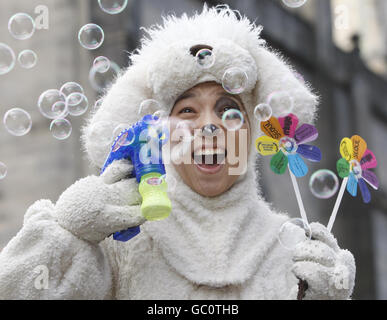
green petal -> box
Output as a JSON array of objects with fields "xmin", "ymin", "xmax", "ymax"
[
  {"xmin": 337, "ymin": 158, "xmax": 350, "ymax": 178},
  {"xmin": 270, "ymin": 151, "xmax": 288, "ymax": 175}
]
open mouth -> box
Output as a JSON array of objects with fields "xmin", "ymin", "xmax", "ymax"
[{"xmin": 192, "ymin": 147, "xmax": 227, "ymax": 174}]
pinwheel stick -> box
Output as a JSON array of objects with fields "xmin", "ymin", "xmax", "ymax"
[
  {"xmin": 288, "ymin": 165, "xmax": 309, "ymax": 224},
  {"xmin": 327, "ymin": 177, "xmax": 348, "ymax": 232}
]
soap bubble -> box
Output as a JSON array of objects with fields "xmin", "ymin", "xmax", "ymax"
[
  {"xmin": 78, "ymin": 24, "xmax": 104, "ymax": 50},
  {"xmin": 18, "ymin": 49, "xmax": 38, "ymax": 69},
  {"xmin": 3, "ymin": 108, "xmax": 32, "ymax": 136},
  {"xmin": 50, "ymin": 118, "xmax": 72, "ymax": 140},
  {"xmin": 267, "ymin": 91, "xmax": 294, "ymax": 117},
  {"xmin": 93, "ymin": 56, "xmax": 110, "ymax": 73},
  {"xmin": 282, "ymin": 0, "xmax": 308, "ymax": 8},
  {"xmin": 222, "ymin": 67, "xmax": 248, "ymax": 94},
  {"xmin": 139, "ymin": 99, "xmax": 161, "ymax": 116},
  {"xmin": 0, "ymin": 43, "xmax": 16, "ymax": 75},
  {"xmin": 196, "ymin": 48, "xmax": 215, "ymax": 69},
  {"xmin": 254, "ymin": 103, "xmax": 272, "ymax": 122},
  {"xmin": 8, "ymin": 13, "xmax": 35, "ymax": 40},
  {"xmin": 112, "ymin": 123, "xmax": 130, "ymax": 141},
  {"xmin": 93, "ymin": 98, "xmax": 103, "ymax": 111},
  {"xmin": 66, "ymin": 93, "xmax": 88, "ymax": 116},
  {"xmin": 222, "ymin": 109, "xmax": 244, "ymax": 131},
  {"xmin": 112, "ymin": 126, "xmax": 135, "ymax": 152},
  {"xmin": 309, "ymin": 169, "xmax": 339, "ymax": 199},
  {"xmin": 52, "ymin": 101, "xmax": 68, "ymax": 118},
  {"xmin": 0, "ymin": 162, "xmax": 7, "ymax": 179},
  {"xmin": 98, "ymin": 0, "xmax": 128, "ymax": 14},
  {"xmin": 89, "ymin": 60, "xmax": 120, "ymax": 92},
  {"xmin": 38, "ymin": 89, "xmax": 67, "ymax": 119},
  {"xmin": 278, "ymin": 218, "xmax": 312, "ymax": 251},
  {"xmin": 60, "ymin": 82, "xmax": 84, "ymax": 100},
  {"xmin": 158, "ymin": 174, "xmax": 177, "ymax": 193}
]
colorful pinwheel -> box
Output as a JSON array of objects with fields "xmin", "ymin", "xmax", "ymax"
[
  {"xmin": 336, "ymin": 135, "xmax": 378, "ymax": 204},
  {"xmin": 255, "ymin": 113, "xmax": 322, "ymax": 177}
]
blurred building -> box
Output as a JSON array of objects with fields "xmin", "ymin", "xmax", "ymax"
[{"xmin": 0, "ymin": 0, "xmax": 386, "ymax": 299}]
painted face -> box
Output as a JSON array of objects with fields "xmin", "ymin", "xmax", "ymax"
[{"xmin": 168, "ymin": 81, "xmax": 251, "ymax": 197}]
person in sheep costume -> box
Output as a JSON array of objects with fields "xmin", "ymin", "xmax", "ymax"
[{"xmin": 0, "ymin": 5, "xmax": 355, "ymax": 300}]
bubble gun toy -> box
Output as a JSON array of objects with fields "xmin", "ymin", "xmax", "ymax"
[{"xmin": 100, "ymin": 114, "xmax": 171, "ymax": 242}]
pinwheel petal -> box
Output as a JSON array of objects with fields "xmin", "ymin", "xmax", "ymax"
[
  {"xmin": 362, "ymin": 169, "xmax": 379, "ymax": 190},
  {"xmin": 261, "ymin": 117, "xmax": 284, "ymax": 140},
  {"xmin": 337, "ymin": 158, "xmax": 350, "ymax": 178},
  {"xmin": 270, "ymin": 150, "xmax": 288, "ymax": 175},
  {"xmin": 347, "ymin": 173, "xmax": 358, "ymax": 197},
  {"xmin": 294, "ymin": 124, "xmax": 318, "ymax": 144},
  {"xmin": 339, "ymin": 137, "xmax": 353, "ymax": 162},
  {"xmin": 296, "ymin": 144, "xmax": 322, "ymax": 162},
  {"xmin": 351, "ymin": 135, "xmax": 367, "ymax": 162},
  {"xmin": 255, "ymin": 136, "xmax": 279, "ymax": 156},
  {"xmin": 360, "ymin": 149, "xmax": 377, "ymax": 170},
  {"xmin": 358, "ymin": 178, "xmax": 371, "ymax": 204},
  {"xmin": 288, "ymin": 153, "xmax": 308, "ymax": 177},
  {"xmin": 278, "ymin": 113, "xmax": 299, "ymax": 138}
]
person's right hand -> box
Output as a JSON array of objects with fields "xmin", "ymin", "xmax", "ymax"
[{"xmin": 55, "ymin": 159, "xmax": 146, "ymax": 244}]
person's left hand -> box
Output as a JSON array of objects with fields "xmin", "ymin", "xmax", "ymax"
[{"xmin": 291, "ymin": 222, "xmax": 356, "ymax": 300}]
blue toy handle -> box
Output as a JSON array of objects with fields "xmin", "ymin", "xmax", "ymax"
[{"xmin": 113, "ymin": 226, "xmax": 141, "ymax": 241}]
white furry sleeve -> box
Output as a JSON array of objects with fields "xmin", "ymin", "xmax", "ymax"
[{"xmin": 0, "ymin": 199, "xmax": 113, "ymax": 299}]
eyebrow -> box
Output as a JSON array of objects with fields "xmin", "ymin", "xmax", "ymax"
[
  {"xmin": 216, "ymin": 92, "xmax": 244, "ymax": 106},
  {"xmin": 173, "ymin": 92, "xmax": 196, "ymax": 105}
]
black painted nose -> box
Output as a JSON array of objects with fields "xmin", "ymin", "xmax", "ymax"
[{"xmin": 201, "ymin": 124, "xmax": 218, "ymax": 136}]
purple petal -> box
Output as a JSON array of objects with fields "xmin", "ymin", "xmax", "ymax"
[
  {"xmin": 294, "ymin": 124, "xmax": 318, "ymax": 144},
  {"xmin": 296, "ymin": 144, "xmax": 322, "ymax": 162},
  {"xmin": 362, "ymin": 169, "xmax": 379, "ymax": 190},
  {"xmin": 358, "ymin": 178, "xmax": 371, "ymax": 204}
]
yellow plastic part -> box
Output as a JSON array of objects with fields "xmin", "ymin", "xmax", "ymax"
[
  {"xmin": 339, "ymin": 137, "xmax": 353, "ymax": 161},
  {"xmin": 138, "ymin": 172, "xmax": 172, "ymax": 221}
]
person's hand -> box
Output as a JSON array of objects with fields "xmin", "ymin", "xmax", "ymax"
[
  {"xmin": 292, "ymin": 222, "xmax": 356, "ymax": 300},
  {"xmin": 55, "ymin": 159, "xmax": 146, "ymax": 244}
]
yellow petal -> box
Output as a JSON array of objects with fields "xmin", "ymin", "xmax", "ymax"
[
  {"xmin": 339, "ymin": 137, "xmax": 352, "ymax": 162},
  {"xmin": 255, "ymin": 136, "xmax": 280, "ymax": 156}
]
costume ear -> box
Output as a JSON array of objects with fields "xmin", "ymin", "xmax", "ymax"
[
  {"xmin": 81, "ymin": 62, "xmax": 152, "ymax": 168},
  {"xmin": 252, "ymin": 47, "xmax": 319, "ymax": 125}
]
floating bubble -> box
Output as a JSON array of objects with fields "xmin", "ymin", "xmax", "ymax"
[
  {"xmin": 282, "ymin": 0, "xmax": 307, "ymax": 8},
  {"xmin": 78, "ymin": 24, "xmax": 104, "ymax": 50},
  {"xmin": 93, "ymin": 56, "xmax": 110, "ymax": 73},
  {"xmin": 18, "ymin": 49, "xmax": 38, "ymax": 69},
  {"xmin": 112, "ymin": 126, "xmax": 135, "ymax": 152},
  {"xmin": 267, "ymin": 91, "xmax": 294, "ymax": 117},
  {"xmin": 98, "ymin": 0, "xmax": 128, "ymax": 14},
  {"xmin": 222, "ymin": 109, "xmax": 244, "ymax": 131},
  {"xmin": 158, "ymin": 174, "xmax": 177, "ymax": 193},
  {"xmin": 93, "ymin": 98, "xmax": 103, "ymax": 111},
  {"xmin": 0, "ymin": 162, "xmax": 7, "ymax": 179},
  {"xmin": 50, "ymin": 118, "xmax": 72, "ymax": 140},
  {"xmin": 66, "ymin": 93, "xmax": 88, "ymax": 116},
  {"xmin": 38, "ymin": 89, "xmax": 67, "ymax": 119},
  {"xmin": 52, "ymin": 101, "xmax": 68, "ymax": 118},
  {"xmin": 8, "ymin": 13, "xmax": 35, "ymax": 40},
  {"xmin": 112, "ymin": 123, "xmax": 130, "ymax": 142},
  {"xmin": 139, "ymin": 99, "xmax": 161, "ymax": 116},
  {"xmin": 60, "ymin": 82, "xmax": 84, "ymax": 100},
  {"xmin": 309, "ymin": 169, "xmax": 339, "ymax": 199},
  {"xmin": 222, "ymin": 67, "xmax": 248, "ymax": 95},
  {"xmin": 254, "ymin": 103, "xmax": 272, "ymax": 122},
  {"xmin": 0, "ymin": 43, "xmax": 16, "ymax": 75},
  {"xmin": 196, "ymin": 48, "xmax": 215, "ymax": 69},
  {"xmin": 278, "ymin": 218, "xmax": 312, "ymax": 251},
  {"xmin": 89, "ymin": 60, "xmax": 120, "ymax": 92},
  {"xmin": 3, "ymin": 108, "xmax": 32, "ymax": 136}
]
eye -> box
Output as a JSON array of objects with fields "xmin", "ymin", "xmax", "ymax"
[{"xmin": 179, "ymin": 107, "xmax": 195, "ymax": 114}]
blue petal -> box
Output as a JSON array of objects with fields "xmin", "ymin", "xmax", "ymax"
[
  {"xmin": 358, "ymin": 178, "xmax": 371, "ymax": 204},
  {"xmin": 288, "ymin": 153, "xmax": 308, "ymax": 177},
  {"xmin": 346, "ymin": 173, "xmax": 358, "ymax": 197},
  {"xmin": 296, "ymin": 144, "xmax": 322, "ymax": 162}
]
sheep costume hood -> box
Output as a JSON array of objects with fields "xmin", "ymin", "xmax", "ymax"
[{"xmin": 82, "ymin": 5, "xmax": 318, "ymax": 291}]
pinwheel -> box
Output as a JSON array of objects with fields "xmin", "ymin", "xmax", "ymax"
[
  {"xmin": 255, "ymin": 113, "xmax": 322, "ymax": 224},
  {"xmin": 255, "ymin": 113, "xmax": 322, "ymax": 178},
  {"xmin": 327, "ymin": 135, "xmax": 378, "ymax": 232}
]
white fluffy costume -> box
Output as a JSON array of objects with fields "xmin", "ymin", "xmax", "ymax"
[{"xmin": 0, "ymin": 5, "xmax": 355, "ymax": 299}]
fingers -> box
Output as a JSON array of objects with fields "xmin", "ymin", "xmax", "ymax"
[
  {"xmin": 108, "ymin": 178, "xmax": 142, "ymax": 205},
  {"xmin": 101, "ymin": 159, "xmax": 134, "ymax": 184},
  {"xmin": 103, "ymin": 204, "xmax": 146, "ymax": 234},
  {"xmin": 309, "ymin": 222, "xmax": 339, "ymax": 252},
  {"xmin": 293, "ymin": 240, "xmax": 337, "ymax": 267}
]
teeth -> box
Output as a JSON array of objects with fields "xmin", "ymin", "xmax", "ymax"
[{"xmin": 193, "ymin": 148, "xmax": 225, "ymax": 156}]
